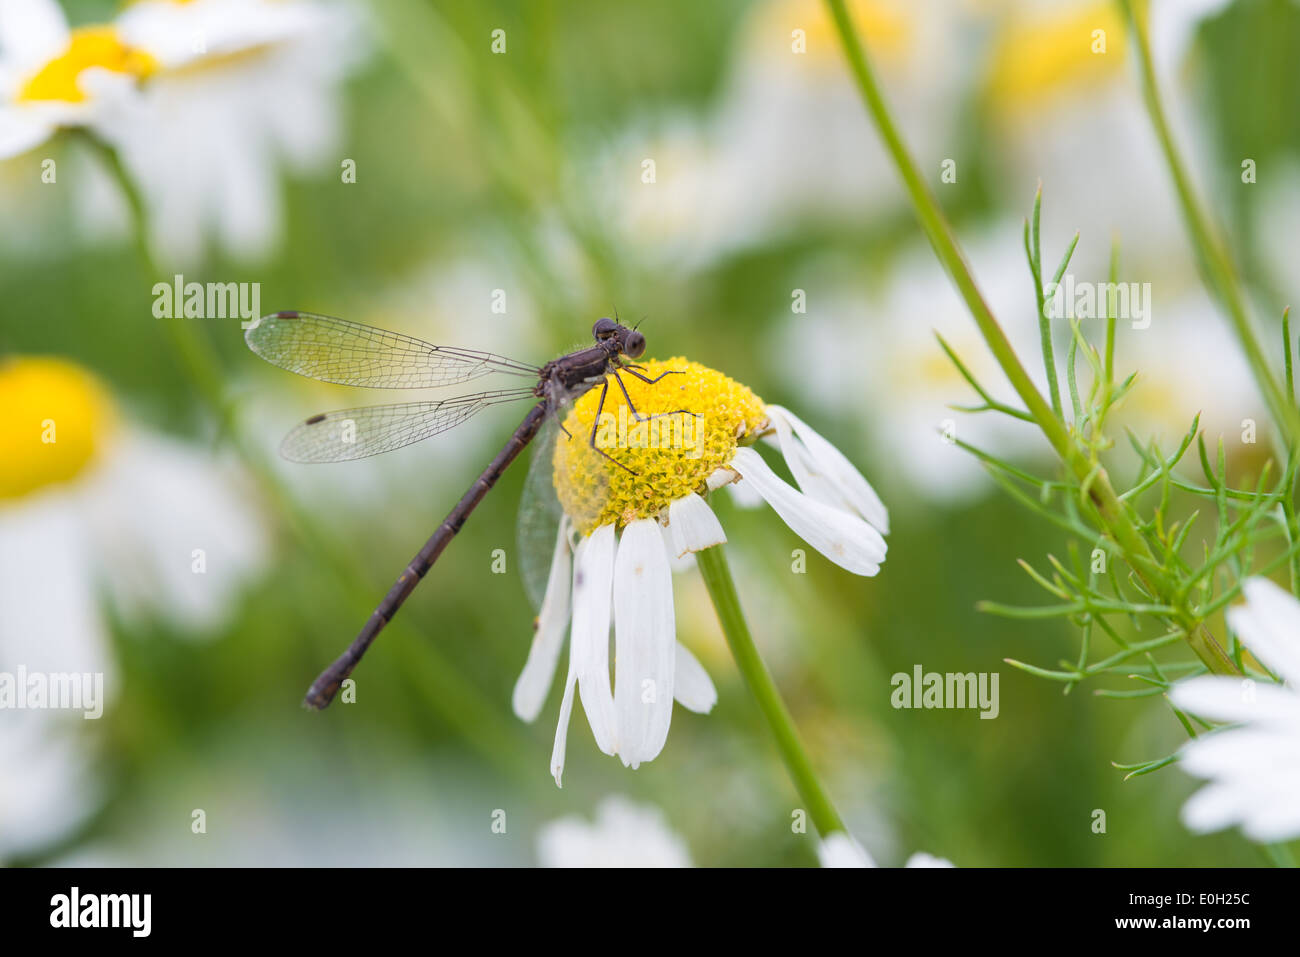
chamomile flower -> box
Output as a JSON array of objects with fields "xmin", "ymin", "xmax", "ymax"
[
  {"xmin": 587, "ymin": 0, "xmax": 963, "ymax": 269},
  {"xmin": 1169, "ymin": 577, "xmax": 1300, "ymax": 843},
  {"xmin": 511, "ymin": 358, "xmax": 888, "ymax": 783},
  {"xmin": 980, "ymin": 0, "xmax": 1231, "ymax": 273},
  {"xmin": 101, "ymin": 0, "xmax": 363, "ymax": 265},
  {"xmin": 536, "ymin": 795, "xmax": 692, "ymax": 868},
  {"xmin": 0, "ymin": 0, "xmax": 155, "ymax": 158},
  {"xmin": 0, "ymin": 356, "xmax": 268, "ymax": 699},
  {"xmin": 0, "ymin": 710, "xmax": 98, "ymax": 862},
  {"xmin": 817, "ymin": 832, "xmax": 953, "ymax": 868},
  {"xmin": 769, "ymin": 230, "xmax": 1054, "ymax": 503}
]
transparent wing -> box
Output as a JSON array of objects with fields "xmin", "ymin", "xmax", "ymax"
[
  {"xmin": 246, "ymin": 311, "xmax": 538, "ymax": 389},
  {"xmin": 280, "ymin": 390, "xmax": 534, "ymax": 463},
  {"xmin": 517, "ymin": 415, "xmax": 568, "ymax": 611}
]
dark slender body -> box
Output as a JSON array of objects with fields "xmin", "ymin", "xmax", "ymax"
[
  {"xmin": 292, "ymin": 316, "xmax": 670, "ymax": 709},
  {"xmin": 303, "ymin": 401, "xmax": 549, "ymax": 708}
]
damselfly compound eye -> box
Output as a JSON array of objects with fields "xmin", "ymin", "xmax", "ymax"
[
  {"xmin": 624, "ymin": 331, "xmax": 646, "ymax": 358},
  {"xmin": 593, "ymin": 317, "xmax": 618, "ymax": 339}
]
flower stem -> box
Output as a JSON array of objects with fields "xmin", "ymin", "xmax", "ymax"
[
  {"xmin": 822, "ymin": 0, "xmax": 1238, "ymax": 676},
  {"xmin": 695, "ymin": 543, "xmax": 847, "ymax": 838}
]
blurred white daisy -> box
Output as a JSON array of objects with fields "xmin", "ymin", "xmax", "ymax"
[
  {"xmin": 511, "ymin": 357, "xmax": 887, "ymax": 783},
  {"xmin": 818, "ymin": 831, "xmax": 953, "ymax": 868},
  {"xmin": 979, "ymin": 0, "xmax": 1233, "ymax": 274},
  {"xmin": 770, "ymin": 229, "xmax": 1054, "ymax": 504},
  {"xmin": 1169, "ymin": 576, "xmax": 1300, "ymax": 843},
  {"xmin": 587, "ymin": 0, "xmax": 965, "ymax": 269},
  {"xmin": 0, "ymin": 710, "xmax": 99, "ymax": 862},
  {"xmin": 0, "ymin": 356, "xmax": 268, "ymax": 700},
  {"xmin": 0, "ymin": 0, "xmax": 154, "ymax": 158},
  {"xmin": 536, "ymin": 795, "xmax": 692, "ymax": 868},
  {"xmin": 101, "ymin": 0, "xmax": 364, "ymax": 266}
]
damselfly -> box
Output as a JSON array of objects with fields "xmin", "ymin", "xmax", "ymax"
[{"xmin": 244, "ymin": 311, "xmax": 683, "ymax": 709}]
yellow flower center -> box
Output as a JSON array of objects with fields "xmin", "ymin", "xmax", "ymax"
[
  {"xmin": 17, "ymin": 26, "xmax": 158, "ymax": 104},
  {"xmin": 553, "ymin": 358, "xmax": 768, "ymax": 535},
  {"xmin": 986, "ymin": 2, "xmax": 1125, "ymax": 112},
  {"xmin": 0, "ymin": 357, "xmax": 118, "ymax": 501}
]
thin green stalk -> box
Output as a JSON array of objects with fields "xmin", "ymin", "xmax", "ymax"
[
  {"xmin": 1117, "ymin": 0, "xmax": 1300, "ymax": 446},
  {"xmin": 823, "ymin": 0, "xmax": 1237, "ymax": 676},
  {"xmin": 695, "ymin": 544, "xmax": 847, "ymax": 839}
]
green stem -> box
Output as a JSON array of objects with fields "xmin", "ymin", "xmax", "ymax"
[
  {"xmin": 823, "ymin": 0, "xmax": 1237, "ymax": 676},
  {"xmin": 695, "ymin": 544, "xmax": 847, "ymax": 839},
  {"xmin": 1117, "ymin": 0, "xmax": 1299, "ymax": 446}
]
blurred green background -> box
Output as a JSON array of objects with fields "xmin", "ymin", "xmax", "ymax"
[{"xmin": 4, "ymin": 0, "xmax": 1299, "ymax": 866}]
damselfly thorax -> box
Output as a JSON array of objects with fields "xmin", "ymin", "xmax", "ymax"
[{"xmin": 244, "ymin": 311, "xmax": 687, "ymax": 709}]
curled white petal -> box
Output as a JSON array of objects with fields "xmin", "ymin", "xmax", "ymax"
[
  {"xmin": 766, "ymin": 404, "xmax": 889, "ymax": 534},
  {"xmin": 732, "ymin": 447, "xmax": 886, "ymax": 576},
  {"xmin": 613, "ymin": 519, "xmax": 676, "ymax": 768},
  {"xmin": 667, "ymin": 492, "xmax": 726, "ymax": 557},
  {"xmin": 549, "ymin": 659, "xmax": 579, "ymax": 788},
  {"xmin": 512, "ymin": 517, "xmax": 573, "ymax": 722},
  {"xmin": 571, "ymin": 524, "xmax": 618, "ymax": 756},
  {"xmin": 673, "ymin": 642, "xmax": 717, "ymax": 714}
]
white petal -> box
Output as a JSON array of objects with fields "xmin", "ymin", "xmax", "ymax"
[
  {"xmin": 817, "ymin": 832, "xmax": 875, "ymax": 867},
  {"xmin": 512, "ymin": 518, "xmax": 573, "ymax": 722},
  {"xmin": 0, "ymin": 107, "xmax": 54, "ymax": 159},
  {"xmin": 1230, "ymin": 577, "xmax": 1300, "ymax": 685},
  {"xmin": 667, "ymin": 492, "xmax": 726, "ymax": 557},
  {"xmin": 0, "ymin": 0, "xmax": 70, "ymax": 73},
  {"xmin": 905, "ymin": 852, "xmax": 955, "ymax": 868},
  {"xmin": 612, "ymin": 519, "xmax": 676, "ymax": 768},
  {"xmin": 673, "ymin": 642, "xmax": 717, "ymax": 714},
  {"xmin": 571, "ymin": 524, "xmax": 618, "ymax": 756},
  {"xmin": 1170, "ymin": 675, "xmax": 1300, "ymax": 728},
  {"xmin": 732, "ymin": 447, "xmax": 887, "ymax": 576},
  {"xmin": 549, "ymin": 660, "xmax": 579, "ymax": 788},
  {"xmin": 766, "ymin": 404, "xmax": 889, "ymax": 534},
  {"xmin": 1179, "ymin": 727, "xmax": 1300, "ymax": 779}
]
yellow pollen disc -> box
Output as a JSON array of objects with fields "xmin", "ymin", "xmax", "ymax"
[
  {"xmin": 0, "ymin": 357, "xmax": 118, "ymax": 501},
  {"xmin": 553, "ymin": 358, "xmax": 768, "ymax": 536},
  {"xmin": 986, "ymin": 2, "xmax": 1124, "ymax": 112},
  {"xmin": 17, "ymin": 27, "xmax": 158, "ymax": 104}
]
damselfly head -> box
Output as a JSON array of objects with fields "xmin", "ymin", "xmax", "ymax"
[{"xmin": 593, "ymin": 317, "xmax": 646, "ymax": 358}]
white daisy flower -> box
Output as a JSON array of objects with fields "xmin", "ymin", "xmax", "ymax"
[
  {"xmin": 586, "ymin": 0, "xmax": 965, "ymax": 270},
  {"xmin": 511, "ymin": 357, "xmax": 888, "ymax": 783},
  {"xmin": 979, "ymin": 0, "xmax": 1233, "ymax": 274},
  {"xmin": 0, "ymin": 0, "xmax": 154, "ymax": 158},
  {"xmin": 769, "ymin": 228, "xmax": 1055, "ymax": 504},
  {"xmin": 817, "ymin": 832, "xmax": 953, "ymax": 868},
  {"xmin": 1169, "ymin": 577, "xmax": 1300, "ymax": 843},
  {"xmin": 0, "ymin": 710, "xmax": 98, "ymax": 862},
  {"xmin": 101, "ymin": 0, "xmax": 363, "ymax": 265},
  {"xmin": 0, "ymin": 356, "xmax": 269, "ymax": 701},
  {"xmin": 536, "ymin": 795, "xmax": 692, "ymax": 868}
]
